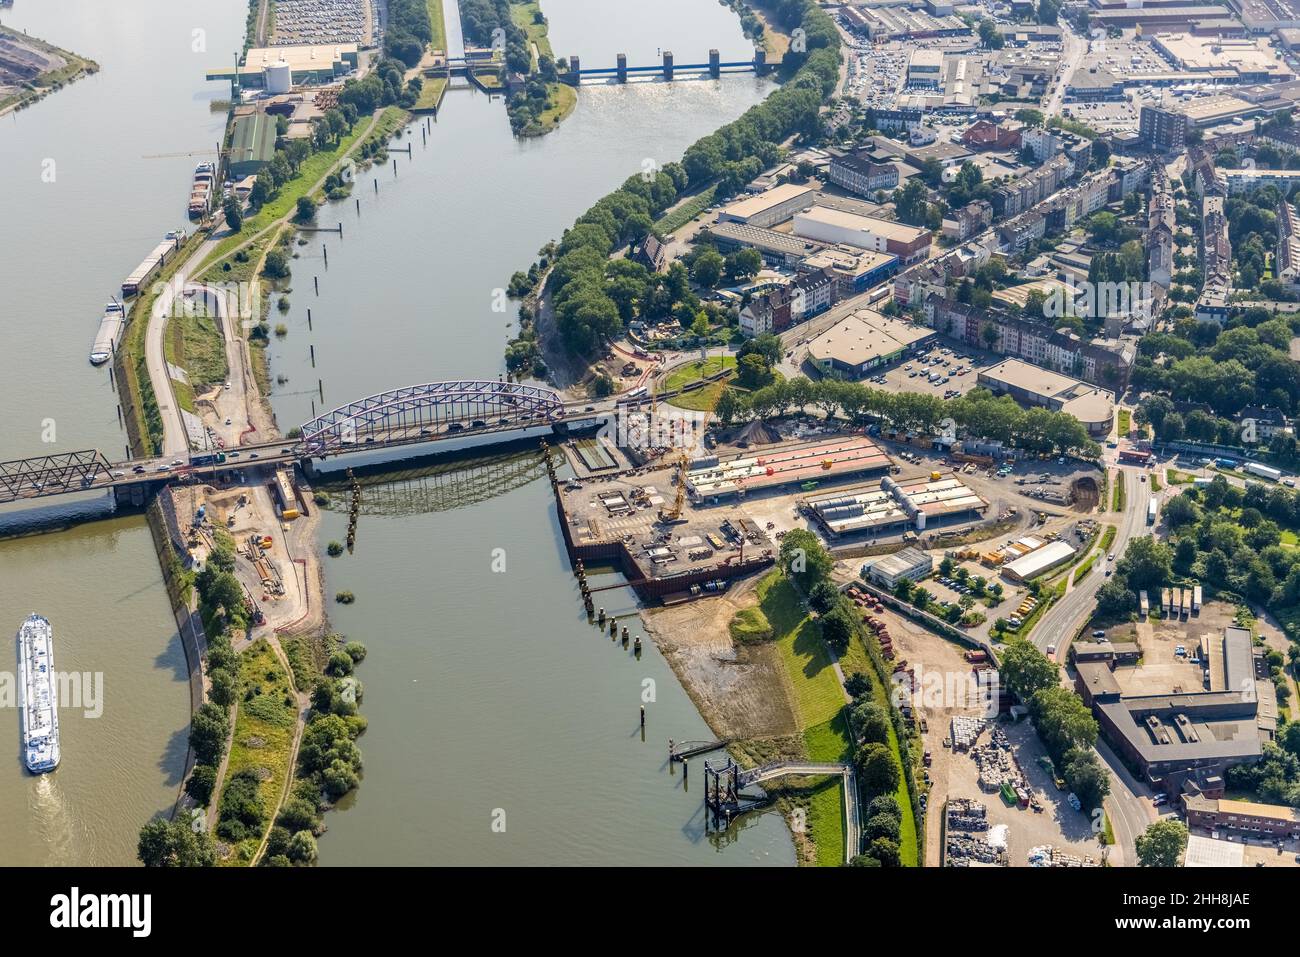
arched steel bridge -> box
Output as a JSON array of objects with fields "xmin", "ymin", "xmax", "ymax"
[{"xmin": 299, "ymin": 380, "xmax": 566, "ymax": 455}]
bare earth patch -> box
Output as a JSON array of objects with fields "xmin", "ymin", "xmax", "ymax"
[{"xmin": 642, "ymin": 574, "xmax": 799, "ymax": 744}]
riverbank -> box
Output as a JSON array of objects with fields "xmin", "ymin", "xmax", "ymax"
[{"xmin": 0, "ymin": 25, "xmax": 99, "ymax": 117}]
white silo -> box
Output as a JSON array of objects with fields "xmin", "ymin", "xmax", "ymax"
[{"xmin": 264, "ymin": 58, "xmax": 292, "ymax": 94}]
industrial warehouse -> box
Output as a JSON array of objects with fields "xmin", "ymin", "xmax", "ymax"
[
  {"xmin": 1073, "ymin": 627, "xmax": 1272, "ymax": 797},
  {"xmin": 808, "ymin": 474, "xmax": 988, "ymax": 538},
  {"xmin": 686, "ymin": 436, "xmax": 894, "ymax": 501}
]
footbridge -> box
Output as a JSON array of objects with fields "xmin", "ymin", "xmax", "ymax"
[
  {"xmin": 0, "ymin": 379, "xmax": 609, "ymax": 508},
  {"xmin": 704, "ymin": 758, "xmax": 861, "ymax": 863}
]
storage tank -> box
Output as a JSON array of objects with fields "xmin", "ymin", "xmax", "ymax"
[{"xmin": 264, "ymin": 59, "xmax": 292, "ymax": 94}]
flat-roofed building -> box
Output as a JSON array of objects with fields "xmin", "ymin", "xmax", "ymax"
[
  {"xmin": 707, "ymin": 221, "xmax": 824, "ymax": 266},
  {"xmin": 1148, "ymin": 32, "xmax": 1291, "ymax": 82},
  {"xmin": 717, "ymin": 183, "xmax": 816, "ymax": 229},
  {"xmin": 686, "ymin": 436, "xmax": 893, "ymax": 501},
  {"xmin": 792, "ymin": 206, "xmax": 932, "ymax": 264},
  {"xmin": 977, "ymin": 358, "xmax": 1116, "ymax": 436},
  {"xmin": 908, "ymin": 48, "xmax": 944, "ymax": 88},
  {"xmin": 862, "ymin": 546, "xmax": 934, "ymax": 590},
  {"xmin": 1224, "ymin": 168, "xmax": 1300, "ymax": 193},
  {"xmin": 208, "ymin": 43, "xmax": 360, "ymax": 87},
  {"xmin": 1074, "ymin": 626, "xmax": 1266, "ymax": 794},
  {"xmin": 810, "ymin": 475, "xmax": 987, "ymax": 536},
  {"xmin": 800, "ymin": 246, "xmax": 899, "ymax": 297},
  {"xmin": 1184, "ymin": 795, "xmax": 1300, "ymax": 839},
  {"xmin": 805, "ymin": 309, "xmax": 936, "ymax": 378}
]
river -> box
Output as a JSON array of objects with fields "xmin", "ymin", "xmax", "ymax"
[
  {"xmin": 0, "ymin": 0, "xmax": 797, "ymax": 866},
  {"xmin": 0, "ymin": 0, "xmax": 245, "ymax": 867}
]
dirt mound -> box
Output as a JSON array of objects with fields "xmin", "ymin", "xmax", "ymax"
[
  {"xmin": 1070, "ymin": 476, "xmax": 1099, "ymax": 512},
  {"xmin": 738, "ymin": 420, "xmax": 782, "ymax": 446}
]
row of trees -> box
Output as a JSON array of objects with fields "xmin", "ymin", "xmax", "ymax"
[
  {"xmin": 998, "ymin": 639, "xmax": 1111, "ymax": 812},
  {"xmin": 714, "ymin": 367, "xmax": 1102, "ymax": 459},
  {"xmin": 777, "ymin": 529, "xmax": 917, "ymax": 866},
  {"xmin": 503, "ymin": 1, "xmax": 841, "ymax": 369}
]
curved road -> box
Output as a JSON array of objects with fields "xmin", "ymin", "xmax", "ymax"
[{"xmin": 1030, "ymin": 457, "xmax": 1157, "ymax": 865}]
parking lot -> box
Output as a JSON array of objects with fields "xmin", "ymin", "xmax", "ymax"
[
  {"xmin": 1063, "ymin": 97, "xmax": 1139, "ymax": 133},
  {"xmin": 866, "ymin": 341, "xmax": 995, "ymax": 402},
  {"xmin": 271, "ymin": 0, "xmax": 376, "ymax": 46}
]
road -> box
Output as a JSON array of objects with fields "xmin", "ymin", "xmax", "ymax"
[
  {"xmin": 1027, "ymin": 452, "xmax": 1157, "ymax": 864},
  {"xmin": 1043, "ymin": 24, "xmax": 1086, "ymax": 120},
  {"xmin": 1032, "ymin": 462, "xmax": 1153, "ymax": 655}
]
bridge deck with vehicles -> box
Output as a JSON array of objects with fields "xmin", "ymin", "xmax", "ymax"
[{"xmin": 1, "ymin": 380, "xmax": 611, "ymax": 507}]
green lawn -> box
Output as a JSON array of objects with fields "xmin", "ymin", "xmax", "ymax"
[
  {"xmin": 761, "ymin": 574, "xmax": 845, "ymax": 728},
  {"xmin": 534, "ymin": 83, "xmax": 577, "ymax": 131},
  {"xmin": 510, "ymin": 0, "xmax": 555, "ymax": 67},
  {"xmin": 426, "ymin": 0, "xmax": 447, "ymax": 52},
  {"xmin": 217, "ymin": 639, "xmax": 297, "ymax": 866},
  {"xmin": 655, "ymin": 183, "xmax": 719, "ymax": 234},
  {"xmin": 414, "ymin": 77, "xmax": 447, "ymax": 112},
  {"xmin": 1118, "ymin": 408, "xmax": 1131, "ymax": 435},
  {"xmin": 664, "ymin": 356, "xmax": 736, "ymax": 412},
  {"xmin": 164, "ymin": 307, "xmax": 229, "ymax": 414}
]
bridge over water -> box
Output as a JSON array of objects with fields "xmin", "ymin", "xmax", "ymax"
[{"xmin": 0, "ymin": 379, "xmax": 606, "ymax": 509}]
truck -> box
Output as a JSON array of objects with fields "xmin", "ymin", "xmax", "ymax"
[
  {"xmin": 1139, "ymin": 589, "xmax": 1149, "ymax": 617},
  {"xmin": 1192, "ymin": 584, "xmax": 1202, "ymax": 614},
  {"xmin": 191, "ymin": 452, "xmax": 228, "ymax": 468},
  {"xmin": 1147, "ymin": 498, "xmax": 1158, "ymax": 526},
  {"xmin": 1243, "ymin": 461, "xmax": 1283, "ymax": 482}
]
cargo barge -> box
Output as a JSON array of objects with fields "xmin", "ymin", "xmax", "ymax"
[
  {"xmin": 121, "ymin": 228, "xmax": 186, "ymax": 298},
  {"xmin": 17, "ymin": 613, "xmax": 60, "ymax": 774},
  {"xmin": 88, "ymin": 300, "xmax": 125, "ymax": 365}
]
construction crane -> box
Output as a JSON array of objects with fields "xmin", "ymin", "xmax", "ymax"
[
  {"xmin": 141, "ymin": 145, "xmax": 230, "ymax": 160},
  {"xmin": 659, "ymin": 408, "xmax": 712, "ymax": 524}
]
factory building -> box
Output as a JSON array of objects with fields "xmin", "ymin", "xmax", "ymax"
[{"xmin": 861, "ymin": 547, "xmax": 934, "ymax": 590}]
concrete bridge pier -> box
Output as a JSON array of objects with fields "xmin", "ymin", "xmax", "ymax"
[
  {"xmin": 663, "ymin": 51, "xmax": 673, "ymax": 81},
  {"xmin": 617, "ymin": 53, "xmax": 627, "ymax": 83},
  {"xmin": 709, "ymin": 49, "xmax": 720, "ymax": 78},
  {"xmin": 754, "ymin": 49, "xmax": 768, "ymax": 76}
]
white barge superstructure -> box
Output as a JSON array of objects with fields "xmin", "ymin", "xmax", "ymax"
[{"xmin": 17, "ymin": 614, "xmax": 60, "ymax": 773}]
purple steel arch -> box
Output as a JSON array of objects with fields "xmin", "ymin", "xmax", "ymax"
[{"xmin": 299, "ymin": 379, "xmax": 564, "ymax": 453}]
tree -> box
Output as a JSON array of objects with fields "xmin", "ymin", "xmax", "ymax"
[
  {"xmin": 809, "ymin": 579, "xmax": 841, "ymax": 613},
  {"xmin": 780, "ymin": 528, "xmax": 834, "ymax": 588},
  {"xmin": 295, "ymin": 195, "xmax": 318, "ymax": 224},
  {"xmin": 189, "ymin": 702, "xmax": 229, "ymax": 766},
  {"xmin": 185, "ymin": 765, "xmax": 218, "ymax": 805},
  {"xmin": 978, "ymin": 19, "xmax": 1004, "ymax": 49},
  {"xmin": 820, "ymin": 604, "xmax": 855, "ymax": 654},
  {"xmin": 1115, "ymin": 537, "xmax": 1174, "ymax": 593},
  {"xmin": 1135, "ymin": 819, "xmax": 1188, "ymax": 867},
  {"xmin": 855, "ymin": 742, "xmax": 900, "ymax": 796},
  {"xmin": 1088, "ymin": 211, "xmax": 1119, "ymax": 245},
  {"xmin": 223, "ymin": 196, "xmax": 243, "ymax": 232},
  {"xmin": 851, "ymin": 700, "xmax": 891, "ymax": 745},
  {"xmin": 1062, "ymin": 748, "xmax": 1110, "ymax": 810},
  {"xmin": 1031, "ymin": 687, "xmax": 1099, "ymax": 763},
  {"xmin": 999, "ymin": 639, "xmax": 1059, "ymax": 701},
  {"xmin": 690, "ymin": 247, "xmax": 724, "ymax": 287},
  {"xmin": 737, "ymin": 352, "xmax": 774, "ymax": 390},
  {"xmin": 137, "ymin": 818, "xmax": 216, "ymax": 867}
]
